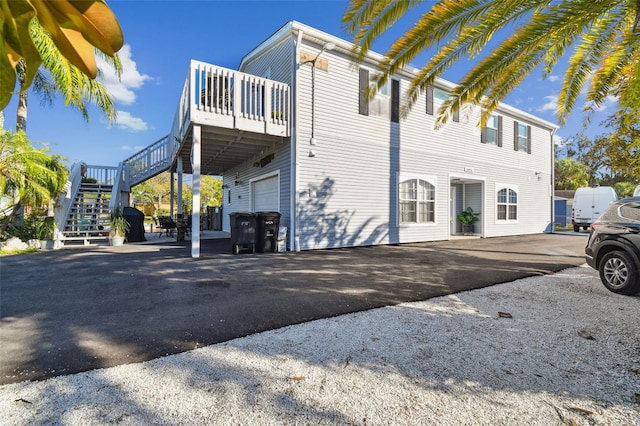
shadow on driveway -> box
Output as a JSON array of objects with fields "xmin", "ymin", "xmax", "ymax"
[{"xmin": 0, "ymin": 233, "xmax": 587, "ymax": 385}]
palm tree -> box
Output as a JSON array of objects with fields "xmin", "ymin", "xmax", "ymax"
[
  {"xmin": 343, "ymin": 0, "xmax": 640, "ymax": 127},
  {"xmin": 0, "ymin": 130, "xmax": 69, "ymax": 235},
  {"xmin": 14, "ymin": 20, "xmax": 122, "ymax": 132}
]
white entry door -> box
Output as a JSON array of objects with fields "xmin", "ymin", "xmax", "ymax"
[{"xmin": 252, "ymin": 174, "xmax": 279, "ymax": 212}]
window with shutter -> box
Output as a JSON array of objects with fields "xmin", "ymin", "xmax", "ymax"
[
  {"xmin": 426, "ymin": 86, "xmax": 460, "ymax": 122},
  {"xmin": 482, "ymin": 114, "xmax": 502, "ymax": 146},
  {"xmin": 358, "ymin": 68, "xmax": 398, "ymax": 121},
  {"xmin": 514, "ymin": 122, "xmax": 531, "ymax": 153}
]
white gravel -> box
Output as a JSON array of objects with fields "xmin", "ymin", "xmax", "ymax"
[{"xmin": 1, "ymin": 265, "xmax": 639, "ymax": 425}]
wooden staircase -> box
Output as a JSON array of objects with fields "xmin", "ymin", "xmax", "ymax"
[{"xmin": 60, "ymin": 182, "xmax": 113, "ymax": 245}]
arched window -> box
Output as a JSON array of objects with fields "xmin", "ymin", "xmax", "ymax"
[
  {"xmin": 497, "ymin": 187, "xmax": 518, "ymax": 221},
  {"xmin": 399, "ymin": 178, "xmax": 435, "ymax": 223}
]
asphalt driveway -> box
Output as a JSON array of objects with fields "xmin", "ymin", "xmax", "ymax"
[{"xmin": 0, "ymin": 233, "xmax": 587, "ymax": 385}]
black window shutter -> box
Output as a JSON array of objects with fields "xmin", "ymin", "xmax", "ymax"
[
  {"xmin": 527, "ymin": 125, "xmax": 532, "ymax": 154},
  {"xmin": 453, "ymin": 106, "xmax": 459, "ymax": 122},
  {"xmin": 426, "ymin": 86, "xmax": 434, "ymax": 115},
  {"xmin": 391, "ymin": 79, "xmax": 400, "ymax": 123},
  {"xmin": 497, "ymin": 116, "xmax": 503, "ymax": 147},
  {"xmin": 513, "ymin": 121, "xmax": 519, "ymax": 151},
  {"xmin": 481, "ymin": 126, "xmax": 486, "ymax": 144},
  {"xmin": 359, "ymin": 68, "xmax": 369, "ymax": 116}
]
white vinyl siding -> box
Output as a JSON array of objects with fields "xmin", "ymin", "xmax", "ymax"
[
  {"xmin": 294, "ymin": 41, "xmax": 554, "ymax": 248},
  {"xmin": 229, "ymin": 25, "xmax": 556, "ymax": 250}
]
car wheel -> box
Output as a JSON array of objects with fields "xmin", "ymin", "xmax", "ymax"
[
  {"xmin": 232, "ymin": 244, "xmax": 240, "ymax": 255},
  {"xmin": 599, "ymin": 250, "xmax": 640, "ymax": 295},
  {"xmin": 573, "ymin": 225, "xmax": 580, "ymax": 232}
]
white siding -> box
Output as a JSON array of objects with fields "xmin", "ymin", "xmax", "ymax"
[
  {"xmin": 223, "ymin": 26, "xmax": 554, "ymax": 251},
  {"xmin": 294, "ymin": 38, "xmax": 554, "ymax": 249}
]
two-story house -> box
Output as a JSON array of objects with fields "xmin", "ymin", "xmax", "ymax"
[{"xmin": 167, "ymin": 21, "xmax": 557, "ymax": 255}]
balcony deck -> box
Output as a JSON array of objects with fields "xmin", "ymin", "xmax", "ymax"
[{"xmin": 169, "ymin": 60, "xmax": 291, "ymax": 176}]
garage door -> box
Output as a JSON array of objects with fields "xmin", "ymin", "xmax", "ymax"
[{"xmin": 252, "ymin": 174, "xmax": 279, "ymax": 212}]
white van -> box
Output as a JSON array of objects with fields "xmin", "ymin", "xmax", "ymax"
[
  {"xmin": 634, "ymin": 185, "xmax": 640, "ymax": 197},
  {"xmin": 572, "ymin": 186, "xmax": 618, "ymax": 232}
]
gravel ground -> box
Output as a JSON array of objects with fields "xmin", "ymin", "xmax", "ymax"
[{"xmin": 1, "ymin": 265, "xmax": 639, "ymax": 425}]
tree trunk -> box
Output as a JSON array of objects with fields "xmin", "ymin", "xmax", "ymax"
[{"xmin": 16, "ymin": 91, "xmax": 27, "ymax": 132}]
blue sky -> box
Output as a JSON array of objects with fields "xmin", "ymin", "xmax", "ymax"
[{"xmin": 4, "ymin": 0, "xmax": 617, "ymax": 168}]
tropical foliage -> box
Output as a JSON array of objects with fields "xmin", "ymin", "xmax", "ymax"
[
  {"xmin": 554, "ymin": 158, "xmax": 590, "ymax": 190},
  {"xmin": 343, "ymin": 0, "xmax": 640, "ymax": 127},
  {"xmin": 1, "ymin": 0, "xmax": 124, "ymax": 110},
  {"xmin": 109, "ymin": 206, "xmax": 129, "ymax": 237},
  {"xmin": 0, "ymin": 130, "xmax": 68, "ymax": 235},
  {"xmin": 132, "ymin": 173, "xmax": 223, "ymax": 215}
]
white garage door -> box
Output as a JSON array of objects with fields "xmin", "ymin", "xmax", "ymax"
[{"xmin": 252, "ymin": 175, "xmax": 279, "ymax": 212}]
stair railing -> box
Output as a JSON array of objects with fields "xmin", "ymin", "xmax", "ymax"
[
  {"xmin": 109, "ymin": 162, "xmax": 130, "ymax": 212},
  {"xmin": 123, "ymin": 135, "xmax": 172, "ymax": 187},
  {"xmin": 54, "ymin": 162, "xmax": 83, "ymax": 238}
]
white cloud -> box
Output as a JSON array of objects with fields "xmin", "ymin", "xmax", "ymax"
[
  {"xmin": 113, "ymin": 111, "xmax": 149, "ymax": 132},
  {"xmin": 548, "ymin": 75, "xmax": 560, "ymax": 83},
  {"xmin": 536, "ymin": 95, "xmax": 558, "ymax": 113},
  {"xmin": 97, "ymin": 44, "xmax": 151, "ymax": 105},
  {"xmin": 553, "ymin": 134, "xmax": 564, "ymax": 147}
]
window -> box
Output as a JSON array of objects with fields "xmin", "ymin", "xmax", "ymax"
[
  {"xmin": 399, "ymin": 177, "xmax": 436, "ymax": 224},
  {"xmin": 514, "ymin": 121, "xmax": 531, "ymax": 153},
  {"xmin": 481, "ymin": 114, "xmax": 502, "ymax": 146},
  {"xmin": 426, "ymin": 86, "xmax": 459, "ymax": 122},
  {"xmin": 359, "ymin": 68, "xmax": 400, "ymax": 121},
  {"xmin": 497, "ymin": 187, "xmax": 518, "ymax": 221}
]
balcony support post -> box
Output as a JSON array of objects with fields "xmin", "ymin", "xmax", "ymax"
[{"xmin": 191, "ymin": 125, "xmax": 202, "ymax": 259}]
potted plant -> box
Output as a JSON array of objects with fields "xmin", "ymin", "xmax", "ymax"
[
  {"xmin": 35, "ymin": 216, "xmax": 56, "ymax": 250},
  {"xmin": 110, "ymin": 207, "xmax": 130, "ymax": 246},
  {"xmin": 457, "ymin": 207, "xmax": 480, "ymax": 235}
]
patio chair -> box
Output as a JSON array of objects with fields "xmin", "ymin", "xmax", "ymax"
[{"xmin": 156, "ymin": 216, "xmax": 176, "ymax": 237}]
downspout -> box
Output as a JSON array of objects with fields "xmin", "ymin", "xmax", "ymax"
[
  {"xmin": 292, "ymin": 29, "xmax": 303, "ymax": 251},
  {"xmin": 550, "ymin": 127, "xmax": 557, "ymax": 233}
]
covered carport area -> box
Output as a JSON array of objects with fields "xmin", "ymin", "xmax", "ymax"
[{"xmin": 166, "ymin": 61, "xmax": 290, "ymax": 258}]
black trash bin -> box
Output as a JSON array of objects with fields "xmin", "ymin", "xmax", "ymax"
[
  {"xmin": 229, "ymin": 212, "xmax": 257, "ymax": 254},
  {"xmin": 256, "ymin": 211, "xmax": 281, "ymax": 253}
]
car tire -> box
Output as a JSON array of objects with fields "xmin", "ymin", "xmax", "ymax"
[
  {"xmin": 573, "ymin": 225, "xmax": 580, "ymax": 232},
  {"xmin": 599, "ymin": 250, "xmax": 640, "ymax": 295}
]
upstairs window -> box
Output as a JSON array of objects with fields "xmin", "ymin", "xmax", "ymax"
[
  {"xmin": 359, "ymin": 68, "xmax": 400, "ymax": 122},
  {"xmin": 514, "ymin": 122, "xmax": 531, "ymax": 153},
  {"xmin": 497, "ymin": 187, "xmax": 518, "ymax": 221},
  {"xmin": 399, "ymin": 177, "xmax": 436, "ymax": 224},
  {"xmin": 481, "ymin": 114, "xmax": 502, "ymax": 146},
  {"xmin": 426, "ymin": 86, "xmax": 459, "ymax": 122}
]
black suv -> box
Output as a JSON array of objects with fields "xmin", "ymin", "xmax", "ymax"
[{"xmin": 585, "ymin": 197, "xmax": 640, "ymax": 295}]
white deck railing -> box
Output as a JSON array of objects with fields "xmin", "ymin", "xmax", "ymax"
[{"xmin": 170, "ymin": 60, "xmax": 290, "ymax": 143}]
